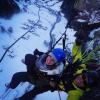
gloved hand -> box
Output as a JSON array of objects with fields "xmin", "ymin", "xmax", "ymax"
[
  {"xmin": 49, "ymin": 81, "xmax": 56, "ymax": 88},
  {"xmin": 49, "ymin": 81, "xmax": 58, "ymax": 92},
  {"xmin": 34, "ymin": 48, "xmax": 40, "ymax": 55},
  {"xmin": 33, "ymin": 48, "xmax": 44, "ymax": 56}
]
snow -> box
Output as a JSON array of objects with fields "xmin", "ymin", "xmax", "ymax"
[{"xmin": 0, "ymin": 0, "xmax": 76, "ymax": 100}]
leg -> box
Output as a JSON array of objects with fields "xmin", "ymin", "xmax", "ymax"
[
  {"xmin": 9, "ymin": 72, "xmax": 30, "ymax": 89},
  {"xmin": 19, "ymin": 86, "xmax": 53, "ymax": 100}
]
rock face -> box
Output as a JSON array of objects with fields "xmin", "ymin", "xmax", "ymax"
[
  {"xmin": 61, "ymin": 0, "xmax": 100, "ymax": 23},
  {"xmin": 0, "ymin": 0, "xmax": 20, "ymax": 19},
  {"xmin": 60, "ymin": 0, "xmax": 79, "ymax": 22}
]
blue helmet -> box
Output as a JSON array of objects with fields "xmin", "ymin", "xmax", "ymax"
[{"xmin": 49, "ymin": 48, "xmax": 66, "ymax": 63}]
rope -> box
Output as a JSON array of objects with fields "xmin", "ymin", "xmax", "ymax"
[
  {"xmin": 63, "ymin": 33, "xmax": 67, "ymax": 50},
  {"xmin": 51, "ymin": 23, "xmax": 69, "ymax": 51},
  {"xmin": 58, "ymin": 91, "xmax": 62, "ymax": 100}
]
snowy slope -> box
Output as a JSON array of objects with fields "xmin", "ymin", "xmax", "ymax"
[{"xmin": 0, "ymin": 0, "xmax": 76, "ymax": 100}]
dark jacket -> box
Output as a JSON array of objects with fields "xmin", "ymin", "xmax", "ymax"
[{"xmin": 24, "ymin": 49, "xmax": 64, "ymax": 83}]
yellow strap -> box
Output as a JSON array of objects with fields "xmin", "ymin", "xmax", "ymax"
[
  {"xmin": 74, "ymin": 64, "xmax": 87, "ymax": 76},
  {"xmin": 58, "ymin": 81, "xmax": 65, "ymax": 91},
  {"xmin": 72, "ymin": 43, "xmax": 82, "ymax": 63},
  {"xmin": 72, "ymin": 83, "xmax": 84, "ymax": 93}
]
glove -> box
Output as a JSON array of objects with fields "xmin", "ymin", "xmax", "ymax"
[
  {"xmin": 49, "ymin": 81, "xmax": 56, "ymax": 88},
  {"xmin": 34, "ymin": 49, "xmax": 39, "ymax": 55}
]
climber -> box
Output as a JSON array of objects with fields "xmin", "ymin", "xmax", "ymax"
[
  {"xmin": 61, "ymin": 69, "xmax": 99, "ymax": 100},
  {"xmin": 16, "ymin": 60, "xmax": 100, "ymax": 100},
  {"xmin": 80, "ymin": 68, "xmax": 100, "ymax": 100},
  {"xmin": 15, "ymin": 40, "xmax": 99, "ymax": 100},
  {"xmin": 6, "ymin": 48, "xmax": 66, "ymax": 100}
]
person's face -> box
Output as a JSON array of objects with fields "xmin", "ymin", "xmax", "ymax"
[
  {"xmin": 73, "ymin": 74, "xmax": 86, "ymax": 88},
  {"xmin": 45, "ymin": 55, "xmax": 55, "ymax": 66}
]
